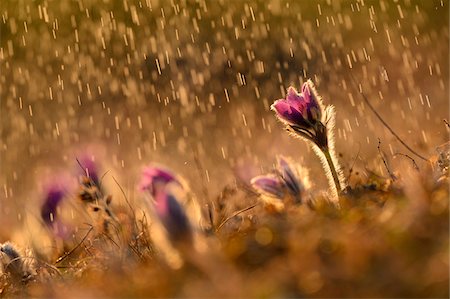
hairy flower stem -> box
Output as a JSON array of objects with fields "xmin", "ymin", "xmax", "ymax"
[{"xmin": 321, "ymin": 148, "xmax": 342, "ymax": 195}]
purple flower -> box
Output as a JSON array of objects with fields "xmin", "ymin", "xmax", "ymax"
[
  {"xmin": 251, "ymin": 175, "xmax": 285, "ymax": 199},
  {"xmin": 271, "ymin": 82, "xmax": 321, "ymax": 126},
  {"xmin": 277, "ymin": 156, "xmax": 304, "ymax": 203},
  {"xmin": 271, "ymin": 80, "xmax": 328, "ymax": 148},
  {"xmin": 139, "ymin": 165, "xmax": 181, "ymax": 197},
  {"xmin": 154, "ymin": 190, "xmax": 192, "ymax": 244},
  {"xmin": 251, "ymin": 156, "xmax": 309, "ymax": 206},
  {"xmin": 41, "ymin": 186, "xmax": 65, "ymax": 227}
]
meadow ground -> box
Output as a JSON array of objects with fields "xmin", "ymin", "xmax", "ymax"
[{"xmin": 0, "ymin": 0, "xmax": 449, "ymax": 297}]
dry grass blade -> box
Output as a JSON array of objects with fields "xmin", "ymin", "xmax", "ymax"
[
  {"xmin": 55, "ymin": 226, "xmax": 93, "ymax": 264},
  {"xmin": 349, "ymin": 73, "xmax": 429, "ymax": 162},
  {"xmin": 215, "ymin": 203, "xmax": 259, "ymax": 232},
  {"xmin": 394, "ymin": 152, "xmax": 419, "ymax": 170},
  {"xmin": 377, "ymin": 139, "xmax": 396, "ymax": 181}
]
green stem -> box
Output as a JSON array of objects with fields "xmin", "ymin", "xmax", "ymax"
[{"xmin": 322, "ymin": 148, "xmax": 342, "ymax": 195}]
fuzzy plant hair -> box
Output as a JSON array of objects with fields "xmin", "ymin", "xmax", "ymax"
[
  {"xmin": 77, "ymin": 159, "xmax": 117, "ymax": 234},
  {"xmin": 308, "ymin": 104, "xmax": 346, "ymax": 200}
]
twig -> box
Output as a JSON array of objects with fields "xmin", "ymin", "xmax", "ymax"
[
  {"xmin": 393, "ymin": 152, "xmax": 419, "ymax": 170},
  {"xmin": 139, "ymin": 212, "xmax": 153, "ymax": 252},
  {"xmin": 377, "ymin": 139, "xmax": 396, "ymax": 181},
  {"xmin": 5, "ymin": 256, "xmax": 62, "ymax": 278},
  {"xmin": 349, "ymin": 73, "xmax": 428, "ymax": 161},
  {"xmin": 127, "ymin": 242, "xmax": 145, "ymax": 261},
  {"xmin": 104, "ymin": 218, "xmax": 123, "ymax": 242},
  {"xmin": 443, "ymin": 119, "xmax": 450, "ymax": 129},
  {"xmin": 75, "ymin": 157, "xmax": 86, "ymax": 174},
  {"xmin": 214, "ymin": 184, "xmax": 238, "ymax": 213},
  {"xmin": 112, "ymin": 176, "xmax": 138, "ymax": 233},
  {"xmin": 112, "ymin": 176, "xmax": 133, "ymax": 213},
  {"xmin": 108, "ymin": 177, "xmax": 135, "ymax": 252},
  {"xmin": 55, "ymin": 226, "xmax": 93, "ymax": 264},
  {"xmin": 364, "ymin": 166, "xmax": 388, "ymax": 179},
  {"xmin": 100, "ymin": 170, "xmax": 110, "ymax": 185},
  {"xmin": 82, "ymin": 242, "xmax": 94, "ymax": 258},
  {"xmin": 101, "ymin": 232, "xmax": 120, "ymax": 249},
  {"xmin": 215, "ymin": 203, "xmax": 259, "ymax": 232},
  {"xmin": 346, "ymin": 143, "xmax": 361, "ymax": 182},
  {"xmin": 236, "ymin": 180, "xmax": 260, "ymax": 197}
]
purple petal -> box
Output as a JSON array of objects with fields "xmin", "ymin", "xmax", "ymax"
[
  {"xmin": 277, "ymin": 156, "xmax": 303, "ymax": 201},
  {"xmin": 271, "ymin": 100, "xmax": 306, "ymax": 126},
  {"xmin": 286, "ymin": 86, "xmax": 300, "ymax": 103},
  {"xmin": 41, "ymin": 185, "xmax": 66, "ymax": 226},
  {"xmin": 154, "ymin": 190, "xmax": 192, "ymax": 243},
  {"xmin": 285, "ymin": 86, "xmax": 307, "ymax": 112},
  {"xmin": 302, "ymin": 82, "xmax": 311, "ymax": 102},
  {"xmin": 139, "ymin": 165, "xmax": 180, "ymax": 196},
  {"xmin": 143, "ymin": 167, "xmax": 177, "ymax": 183},
  {"xmin": 251, "ymin": 175, "xmax": 284, "ymax": 199},
  {"xmin": 302, "ymin": 81, "xmax": 321, "ymax": 118}
]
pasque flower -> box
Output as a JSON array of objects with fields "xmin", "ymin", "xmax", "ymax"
[
  {"xmin": 272, "ymin": 85, "xmax": 321, "ymax": 125},
  {"xmin": 139, "ymin": 166, "xmax": 180, "ymax": 197},
  {"xmin": 251, "ymin": 156, "xmax": 309, "ymax": 209},
  {"xmin": 154, "ymin": 189, "xmax": 193, "ymax": 244},
  {"xmin": 271, "ymin": 80, "xmax": 328, "ymax": 149},
  {"xmin": 271, "ymin": 80, "xmax": 346, "ymax": 200},
  {"xmin": 276, "ymin": 156, "xmax": 304, "ymax": 203},
  {"xmin": 37, "ymin": 177, "xmax": 74, "ymax": 241},
  {"xmin": 139, "ymin": 165, "xmax": 202, "ymax": 247}
]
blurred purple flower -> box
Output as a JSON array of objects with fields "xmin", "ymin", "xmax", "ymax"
[
  {"xmin": 251, "ymin": 156, "xmax": 309, "ymax": 206},
  {"xmin": 139, "ymin": 166, "xmax": 180, "ymax": 196},
  {"xmin": 154, "ymin": 190, "xmax": 192, "ymax": 244},
  {"xmin": 40, "ymin": 186, "xmax": 65, "ymax": 227},
  {"xmin": 250, "ymin": 175, "xmax": 285, "ymax": 199}
]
